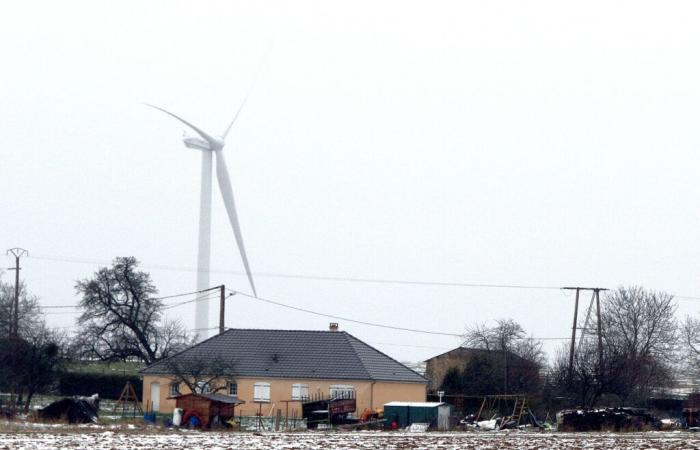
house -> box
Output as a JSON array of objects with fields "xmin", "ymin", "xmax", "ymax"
[
  {"xmin": 424, "ymin": 346, "xmax": 542, "ymax": 396},
  {"xmin": 424, "ymin": 347, "xmax": 489, "ymax": 392},
  {"xmin": 140, "ymin": 327, "xmax": 428, "ymax": 416}
]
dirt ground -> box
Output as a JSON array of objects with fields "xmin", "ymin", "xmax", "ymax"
[{"xmin": 1, "ymin": 429, "xmax": 700, "ymax": 450}]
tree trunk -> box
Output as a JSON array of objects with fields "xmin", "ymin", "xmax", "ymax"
[{"xmin": 24, "ymin": 390, "xmax": 34, "ymax": 412}]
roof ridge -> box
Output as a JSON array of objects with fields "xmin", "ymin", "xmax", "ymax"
[
  {"xmin": 218, "ymin": 328, "xmax": 340, "ymax": 333},
  {"xmin": 341, "ymin": 332, "xmax": 373, "ymax": 380},
  {"xmin": 343, "ymin": 332, "xmax": 428, "ymax": 382}
]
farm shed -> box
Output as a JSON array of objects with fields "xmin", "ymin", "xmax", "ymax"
[
  {"xmin": 384, "ymin": 401, "xmax": 451, "ymax": 430},
  {"xmin": 170, "ymin": 393, "xmax": 245, "ymax": 428}
]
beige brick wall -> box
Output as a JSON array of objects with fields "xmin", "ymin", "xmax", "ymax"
[{"xmin": 143, "ymin": 375, "xmax": 426, "ymax": 416}]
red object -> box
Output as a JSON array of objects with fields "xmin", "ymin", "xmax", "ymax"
[
  {"xmin": 391, "ymin": 420, "xmax": 398, "ymax": 430},
  {"xmin": 182, "ymin": 410, "xmax": 204, "ymax": 428}
]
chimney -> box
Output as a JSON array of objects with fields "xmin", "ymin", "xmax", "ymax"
[{"xmin": 329, "ymin": 322, "xmax": 339, "ymax": 332}]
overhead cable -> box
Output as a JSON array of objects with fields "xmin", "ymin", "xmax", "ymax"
[
  {"xmin": 26, "ymin": 253, "xmax": 700, "ymax": 300},
  {"xmin": 230, "ymin": 289, "xmax": 571, "ymax": 340}
]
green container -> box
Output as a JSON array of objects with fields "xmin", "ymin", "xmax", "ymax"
[{"xmin": 384, "ymin": 402, "xmax": 448, "ymax": 429}]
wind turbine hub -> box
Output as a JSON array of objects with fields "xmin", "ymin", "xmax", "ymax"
[{"xmin": 211, "ymin": 137, "xmax": 225, "ymax": 150}]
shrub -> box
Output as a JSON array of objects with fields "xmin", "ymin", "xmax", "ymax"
[{"xmin": 58, "ymin": 373, "xmax": 142, "ymax": 400}]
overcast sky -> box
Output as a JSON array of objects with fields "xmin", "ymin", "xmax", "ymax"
[{"xmin": 2, "ymin": 0, "xmax": 700, "ymax": 363}]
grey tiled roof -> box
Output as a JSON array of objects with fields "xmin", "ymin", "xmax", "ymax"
[{"xmin": 141, "ymin": 329, "xmax": 427, "ymax": 384}]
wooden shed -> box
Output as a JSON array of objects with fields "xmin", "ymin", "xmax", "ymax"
[{"xmin": 170, "ymin": 393, "xmax": 245, "ymax": 428}]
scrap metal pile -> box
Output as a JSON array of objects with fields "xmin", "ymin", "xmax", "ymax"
[
  {"xmin": 556, "ymin": 407, "xmax": 661, "ymax": 432},
  {"xmin": 37, "ymin": 395, "xmax": 100, "ymax": 424}
]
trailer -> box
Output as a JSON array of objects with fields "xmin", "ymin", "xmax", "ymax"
[{"xmin": 302, "ymin": 392, "xmax": 357, "ymax": 429}]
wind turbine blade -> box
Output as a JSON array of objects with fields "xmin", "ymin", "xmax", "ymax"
[
  {"xmin": 145, "ymin": 103, "xmax": 218, "ymax": 146},
  {"xmin": 221, "ymin": 85, "xmax": 254, "ymax": 140},
  {"xmin": 221, "ymin": 44, "xmax": 273, "ymax": 139},
  {"xmin": 214, "ymin": 151, "xmax": 257, "ymax": 296}
]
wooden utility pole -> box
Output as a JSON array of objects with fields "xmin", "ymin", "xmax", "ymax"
[
  {"xmin": 219, "ymin": 285, "xmax": 226, "ymax": 335},
  {"xmin": 566, "ymin": 287, "xmax": 581, "ymax": 383},
  {"xmin": 562, "ymin": 287, "xmax": 608, "ymax": 383},
  {"xmin": 6, "ymin": 248, "xmax": 28, "ymax": 338},
  {"xmin": 594, "ymin": 288, "xmax": 604, "ymax": 372},
  {"xmin": 219, "ymin": 286, "xmax": 235, "ymax": 334}
]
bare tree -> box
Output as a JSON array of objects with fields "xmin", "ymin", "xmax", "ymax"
[
  {"xmin": 75, "ymin": 257, "xmax": 192, "ymax": 364},
  {"xmin": 462, "ymin": 318, "xmax": 544, "ymax": 395},
  {"xmin": 601, "ymin": 286, "xmax": 677, "ymax": 403},
  {"xmin": 464, "ymin": 318, "xmax": 525, "ymax": 352},
  {"xmin": 0, "ymin": 280, "xmax": 43, "ymax": 339},
  {"xmin": 0, "ymin": 277, "xmax": 66, "ymax": 411},
  {"xmin": 680, "ymin": 316, "xmax": 700, "ymax": 383},
  {"xmin": 551, "ymin": 286, "xmax": 678, "ymax": 407},
  {"xmin": 164, "ymin": 352, "xmax": 237, "ymax": 395},
  {"xmin": 551, "ymin": 341, "xmax": 605, "ymax": 407},
  {"xmin": 18, "ymin": 326, "xmax": 66, "ymax": 410}
]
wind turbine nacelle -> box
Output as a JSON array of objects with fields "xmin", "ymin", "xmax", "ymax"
[{"xmin": 183, "ymin": 136, "xmax": 212, "ymax": 151}]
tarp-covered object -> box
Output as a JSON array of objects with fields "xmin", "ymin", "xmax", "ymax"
[
  {"xmin": 38, "ymin": 395, "xmax": 100, "ymax": 424},
  {"xmin": 557, "ymin": 407, "xmax": 661, "ymax": 432}
]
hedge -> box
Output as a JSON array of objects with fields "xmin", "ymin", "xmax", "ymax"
[{"xmin": 58, "ymin": 373, "xmax": 142, "ymax": 400}]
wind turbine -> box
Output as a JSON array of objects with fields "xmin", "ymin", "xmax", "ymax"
[{"xmin": 147, "ymin": 100, "xmax": 257, "ymax": 339}]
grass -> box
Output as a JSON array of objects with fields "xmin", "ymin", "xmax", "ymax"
[{"xmin": 66, "ymin": 360, "xmax": 142, "ymax": 376}]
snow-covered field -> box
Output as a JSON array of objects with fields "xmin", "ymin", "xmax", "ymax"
[{"xmin": 1, "ymin": 430, "xmax": 700, "ymax": 450}]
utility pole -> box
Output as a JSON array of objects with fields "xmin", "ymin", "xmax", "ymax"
[
  {"xmin": 6, "ymin": 248, "xmax": 28, "ymax": 339},
  {"xmin": 219, "ymin": 286, "xmax": 235, "ymax": 335},
  {"xmin": 219, "ymin": 285, "xmax": 226, "ymax": 335},
  {"xmin": 566, "ymin": 287, "xmax": 581, "ymax": 383},
  {"xmin": 562, "ymin": 287, "xmax": 608, "ymax": 383},
  {"xmin": 594, "ymin": 288, "xmax": 604, "ymax": 372}
]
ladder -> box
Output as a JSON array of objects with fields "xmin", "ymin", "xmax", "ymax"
[{"xmin": 499, "ymin": 396, "xmax": 528, "ymax": 429}]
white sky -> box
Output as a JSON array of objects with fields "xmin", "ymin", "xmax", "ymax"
[{"xmin": 1, "ymin": 0, "xmax": 700, "ymax": 363}]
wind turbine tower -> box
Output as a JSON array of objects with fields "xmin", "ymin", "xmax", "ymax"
[{"xmin": 148, "ymin": 101, "xmax": 257, "ymax": 339}]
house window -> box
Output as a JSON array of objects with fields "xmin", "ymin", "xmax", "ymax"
[
  {"xmin": 291, "ymin": 383, "xmax": 309, "ymax": 401},
  {"xmin": 228, "ymin": 381, "xmax": 238, "ymax": 396},
  {"xmin": 196, "ymin": 381, "xmax": 212, "ymax": 394},
  {"xmin": 254, "ymin": 382, "xmax": 271, "ymax": 402},
  {"xmin": 330, "ymin": 384, "xmax": 354, "ymax": 399},
  {"xmin": 169, "ymin": 382, "xmax": 180, "ymax": 397}
]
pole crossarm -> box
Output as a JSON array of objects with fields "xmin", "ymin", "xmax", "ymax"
[{"xmin": 6, "ymin": 248, "xmax": 29, "ymax": 259}]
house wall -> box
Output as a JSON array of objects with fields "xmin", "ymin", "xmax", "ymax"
[
  {"xmin": 424, "ymin": 349, "xmax": 473, "ymax": 392},
  {"xmin": 143, "ymin": 375, "xmax": 427, "ymax": 416}
]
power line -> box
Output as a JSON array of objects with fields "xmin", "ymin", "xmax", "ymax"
[
  {"xmin": 41, "ymin": 286, "xmax": 222, "ymax": 310},
  {"xmin": 23, "ymin": 254, "xmax": 561, "ymax": 292},
  {"xmin": 153, "ymin": 286, "xmax": 221, "ymax": 301},
  {"xmin": 44, "ymin": 292, "xmax": 221, "ymax": 314},
  {"xmin": 163, "ymin": 291, "xmax": 222, "ymax": 311},
  {"xmin": 368, "ymin": 341, "xmax": 455, "ymax": 351},
  {"xmin": 229, "ymin": 289, "xmax": 460, "ymax": 337},
  {"xmin": 25, "ymin": 253, "xmax": 700, "ymax": 300},
  {"xmin": 230, "ymin": 289, "xmax": 571, "ymax": 341}
]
